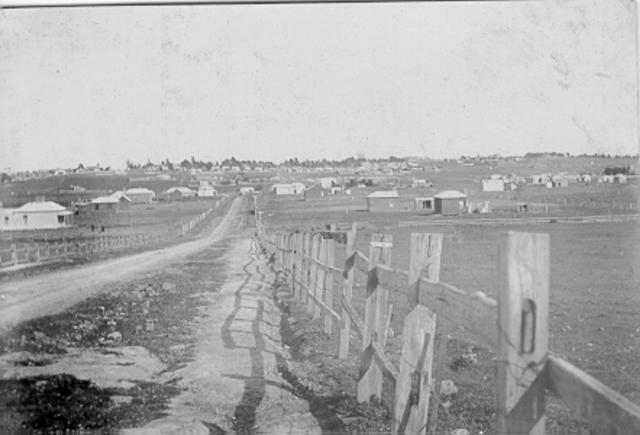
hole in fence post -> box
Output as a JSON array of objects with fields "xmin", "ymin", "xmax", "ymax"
[{"xmin": 520, "ymin": 299, "xmax": 536, "ymax": 354}]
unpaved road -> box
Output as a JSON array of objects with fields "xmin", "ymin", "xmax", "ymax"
[{"xmin": 0, "ymin": 197, "xmax": 243, "ymax": 332}]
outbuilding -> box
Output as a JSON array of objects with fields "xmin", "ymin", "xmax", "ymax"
[
  {"xmin": 90, "ymin": 194, "xmax": 131, "ymax": 213},
  {"xmin": 125, "ymin": 188, "xmax": 156, "ymax": 204},
  {"xmin": 1, "ymin": 201, "xmax": 73, "ymax": 231},
  {"xmin": 414, "ymin": 196, "xmax": 434, "ymax": 212},
  {"xmin": 162, "ymin": 187, "xmax": 196, "ymax": 201},
  {"xmin": 434, "ymin": 190, "xmax": 467, "ymax": 216},
  {"xmin": 366, "ymin": 190, "xmax": 399, "ymax": 212}
]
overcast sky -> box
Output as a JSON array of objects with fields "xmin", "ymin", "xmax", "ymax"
[{"xmin": 0, "ymin": 0, "xmax": 637, "ymax": 171}]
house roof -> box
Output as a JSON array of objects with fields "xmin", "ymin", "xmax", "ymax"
[
  {"xmin": 434, "ymin": 190, "xmax": 466, "ymax": 199},
  {"xmin": 91, "ymin": 196, "xmax": 120, "ymax": 204},
  {"xmin": 166, "ymin": 187, "xmax": 194, "ymax": 194},
  {"xmin": 125, "ymin": 188, "xmax": 155, "ymax": 195},
  {"xmin": 367, "ymin": 190, "xmax": 399, "ymax": 198},
  {"xmin": 15, "ymin": 201, "xmax": 68, "ymax": 213}
]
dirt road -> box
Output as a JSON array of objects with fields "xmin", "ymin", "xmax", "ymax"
[{"xmin": 0, "ymin": 197, "xmax": 244, "ymax": 332}]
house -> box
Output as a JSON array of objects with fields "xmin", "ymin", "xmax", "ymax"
[
  {"xmin": 304, "ymin": 184, "xmax": 329, "ymax": 200},
  {"xmin": 239, "ymin": 186, "xmax": 255, "ymax": 195},
  {"xmin": 125, "ymin": 188, "xmax": 155, "ymax": 204},
  {"xmin": 319, "ymin": 177, "xmax": 337, "ymax": 189},
  {"xmin": 578, "ymin": 174, "xmax": 592, "ymax": 184},
  {"xmin": 197, "ymin": 185, "xmax": 218, "ymax": 198},
  {"xmin": 414, "ymin": 196, "xmax": 434, "ymax": 212},
  {"xmin": 467, "ymin": 200, "xmax": 490, "ymax": 214},
  {"xmin": 614, "ymin": 174, "xmax": 628, "ymax": 184},
  {"xmin": 271, "ymin": 183, "xmax": 305, "ymax": 195},
  {"xmin": 366, "ymin": 191, "xmax": 399, "ymax": 212},
  {"xmin": 551, "ymin": 178, "xmax": 569, "ymax": 188},
  {"xmin": 529, "ymin": 174, "xmax": 551, "ymax": 185},
  {"xmin": 482, "ymin": 178, "xmax": 505, "ymax": 192},
  {"xmin": 1, "ymin": 201, "xmax": 73, "ymax": 231},
  {"xmin": 434, "ymin": 190, "xmax": 467, "ymax": 216},
  {"xmin": 291, "ymin": 182, "xmax": 306, "ymax": 195},
  {"xmin": 161, "ymin": 187, "xmax": 196, "ymax": 201},
  {"xmin": 271, "ymin": 183, "xmax": 295, "ymax": 195},
  {"xmin": 90, "ymin": 194, "xmax": 130, "ymax": 213},
  {"xmin": 411, "ymin": 179, "xmax": 431, "ymax": 188}
]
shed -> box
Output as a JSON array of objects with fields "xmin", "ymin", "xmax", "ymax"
[
  {"xmin": 434, "ymin": 190, "xmax": 467, "ymax": 216},
  {"xmin": 162, "ymin": 187, "xmax": 196, "ymax": 201},
  {"xmin": 271, "ymin": 183, "xmax": 294, "ymax": 195},
  {"xmin": 366, "ymin": 191, "xmax": 399, "ymax": 212},
  {"xmin": 90, "ymin": 194, "xmax": 130, "ymax": 213},
  {"xmin": 414, "ymin": 196, "xmax": 434, "ymax": 212},
  {"xmin": 482, "ymin": 178, "xmax": 505, "ymax": 192},
  {"xmin": 198, "ymin": 185, "xmax": 217, "ymax": 198},
  {"xmin": 125, "ymin": 188, "xmax": 156, "ymax": 204},
  {"xmin": 1, "ymin": 201, "xmax": 73, "ymax": 231}
]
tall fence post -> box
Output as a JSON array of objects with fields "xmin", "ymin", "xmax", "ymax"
[
  {"xmin": 323, "ymin": 237, "xmax": 336, "ymax": 335},
  {"xmin": 313, "ymin": 235, "xmax": 327, "ymax": 320},
  {"xmin": 393, "ymin": 233, "xmax": 441, "ymax": 435},
  {"xmin": 308, "ymin": 233, "xmax": 319, "ymax": 317},
  {"xmin": 339, "ymin": 222, "xmax": 357, "ymax": 360},
  {"xmin": 496, "ymin": 231, "xmax": 549, "ymax": 434},
  {"xmin": 10, "ymin": 244, "xmax": 17, "ymax": 266},
  {"xmin": 357, "ymin": 233, "xmax": 393, "ymax": 403},
  {"xmin": 303, "ymin": 232, "xmax": 311, "ymax": 307}
]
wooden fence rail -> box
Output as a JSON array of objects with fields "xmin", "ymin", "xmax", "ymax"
[
  {"xmin": 0, "ymin": 207, "xmax": 215, "ymax": 270},
  {"xmin": 256, "ymin": 221, "xmax": 640, "ymax": 434}
]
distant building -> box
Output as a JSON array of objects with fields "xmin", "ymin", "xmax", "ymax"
[
  {"xmin": 434, "ymin": 190, "xmax": 467, "ymax": 216},
  {"xmin": 291, "ymin": 182, "xmax": 306, "ymax": 195},
  {"xmin": 90, "ymin": 194, "xmax": 130, "ymax": 213},
  {"xmin": 304, "ymin": 184, "xmax": 329, "ymax": 200},
  {"xmin": 239, "ymin": 186, "xmax": 255, "ymax": 195},
  {"xmin": 467, "ymin": 200, "xmax": 490, "ymax": 214},
  {"xmin": 1, "ymin": 201, "xmax": 73, "ymax": 231},
  {"xmin": 529, "ymin": 174, "xmax": 551, "ymax": 185},
  {"xmin": 411, "ymin": 179, "xmax": 431, "ymax": 188},
  {"xmin": 414, "ymin": 196, "xmax": 434, "ymax": 212},
  {"xmin": 319, "ymin": 177, "xmax": 337, "ymax": 189},
  {"xmin": 197, "ymin": 185, "xmax": 218, "ymax": 198},
  {"xmin": 482, "ymin": 178, "xmax": 505, "ymax": 192},
  {"xmin": 125, "ymin": 188, "xmax": 156, "ymax": 204},
  {"xmin": 578, "ymin": 174, "xmax": 592, "ymax": 184},
  {"xmin": 161, "ymin": 187, "xmax": 196, "ymax": 201},
  {"xmin": 551, "ymin": 178, "xmax": 569, "ymax": 188},
  {"xmin": 271, "ymin": 183, "xmax": 295, "ymax": 195},
  {"xmin": 614, "ymin": 174, "xmax": 628, "ymax": 184},
  {"xmin": 366, "ymin": 190, "xmax": 399, "ymax": 212}
]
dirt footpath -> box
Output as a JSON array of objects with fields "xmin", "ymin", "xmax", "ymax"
[{"xmin": 126, "ymin": 235, "xmax": 322, "ymax": 434}]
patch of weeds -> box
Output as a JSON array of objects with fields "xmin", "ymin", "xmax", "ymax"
[{"xmin": 1, "ymin": 374, "xmax": 114, "ymax": 431}]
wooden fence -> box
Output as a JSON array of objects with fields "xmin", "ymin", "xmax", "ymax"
[
  {"xmin": 0, "ymin": 207, "xmax": 214, "ymax": 270},
  {"xmin": 256, "ymin": 221, "xmax": 640, "ymax": 434}
]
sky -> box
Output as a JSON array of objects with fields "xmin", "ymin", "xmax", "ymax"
[{"xmin": 0, "ymin": 0, "xmax": 638, "ymax": 171}]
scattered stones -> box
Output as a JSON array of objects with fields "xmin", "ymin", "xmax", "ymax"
[
  {"xmin": 162, "ymin": 282, "xmax": 177, "ymax": 292},
  {"xmin": 440, "ymin": 379, "xmax": 458, "ymax": 396},
  {"xmin": 106, "ymin": 331, "xmax": 122, "ymax": 342}
]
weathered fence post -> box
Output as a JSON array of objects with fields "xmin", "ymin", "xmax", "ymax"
[
  {"xmin": 314, "ymin": 236, "xmax": 327, "ymax": 320},
  {"xmin": 393, "ymin": 233, "xmax": 442, "ymax": 435},
  {"xmin": 323, "ymin": 237, "xmax": 336, "ymax": 335},
  {"xmin": 308, "ymin": 233, "xmax": 319, "ymax": 317},
  {"xmin": 496, "ymin": 231, "xmax": 549, "ymax": 434},
  {"xmin": 303, "ymin": 232, "xmax": 311, "ymax": 306},
  {"xmin": 10, "ymin": 244, "xmax": 18, "ymax": 266},
  {"xmin": 339, "ymin": 222, "xmax": 357, "ymax": 360},
  {"xmin": 393, "ymin": 304, "xmax": 436, "ymax": 435},
  {"xmin": 357, "ymin": 233, "xmax": 393, "ymax": 403}
]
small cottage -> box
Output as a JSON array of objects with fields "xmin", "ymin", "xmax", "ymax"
[
  {"xmin": 366, "ymin": 191, "xmax": 399, "ymax": 212},
  {"xmin": 434, "ymin": 190, "xmax": 467, "ymax": 216},
  {"xmin": 162, "ymin": 187, "xmax": 196, "ymax": 201},
  {"xmin": 125, "ymin": 188, "xmax": 156, "ymax": 204},
  {"xmin": 1, "ymin": 201, "xmax": 73, "ymax": 231}
]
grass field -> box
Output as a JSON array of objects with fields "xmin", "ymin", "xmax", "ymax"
[{"xmin": 259, "ymin": 189, "xmax": 640, "ymax": 432}]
